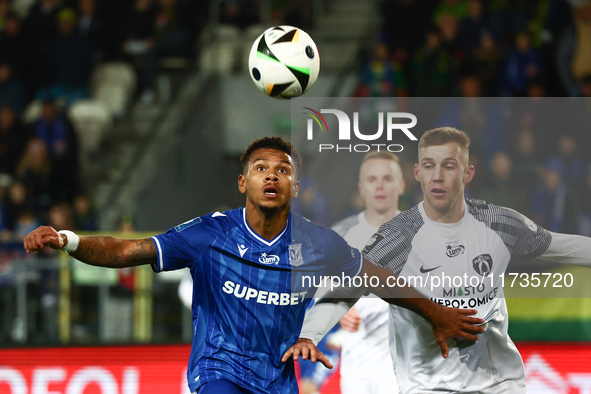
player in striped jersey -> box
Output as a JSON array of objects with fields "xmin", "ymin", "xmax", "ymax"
[
  {"xmin": 24, "ymin": 136, "xmax": 483, "ymax": 394},
  {"xmin": 332, "ymin": 151, "xmax": 404, "ymax": 394},
  {"xmin": 291, "ymin": 127, "xmax": 591, "ymax": 393}
]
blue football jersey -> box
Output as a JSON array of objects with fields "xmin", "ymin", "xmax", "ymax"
[{"xmin": 151, "ymin": 208, "xmax": 363, "ymax": 393}]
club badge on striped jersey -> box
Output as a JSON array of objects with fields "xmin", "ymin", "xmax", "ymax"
[{"xmin": 289, "ymin": 243, "xmax": 304, "ymax": 266}]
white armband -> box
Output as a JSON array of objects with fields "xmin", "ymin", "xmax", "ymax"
[{"xmin": 57, "ymin": 230, "xmax": 80, "ymax": 254}]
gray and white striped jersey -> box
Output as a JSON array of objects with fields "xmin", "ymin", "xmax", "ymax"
[{"xmin": 363, "ymin": 199, "xmax": 552, "ymax": 394}]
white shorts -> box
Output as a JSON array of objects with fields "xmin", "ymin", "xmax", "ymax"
[{"xmin": 340, "ymin": 375, "xmax": 399, "ymax": 394}]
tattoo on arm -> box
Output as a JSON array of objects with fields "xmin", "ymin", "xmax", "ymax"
[{"xmin": 70, "ymin": 236, "xmax": 157, "ymax": 268}]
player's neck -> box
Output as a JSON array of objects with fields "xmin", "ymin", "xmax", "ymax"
[
  {"xmin": 365, "ymin": 206, "xmax": 398, "ymax": 228},
  {"xmin": 424, "ymin": 199, "xmax": 465, "ymax": 223},
  {"xmin": 246, "ymin": 205, "xmax": 289, "ymax": 241}
]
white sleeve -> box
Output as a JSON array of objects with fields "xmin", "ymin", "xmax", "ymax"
[
  {"xmin": 539, "ymin": 231, "xmax": 591, "ymax": 267},
  {"xmin": 299, "ymin": 286, "xmax": 364, "ymax": 344}
]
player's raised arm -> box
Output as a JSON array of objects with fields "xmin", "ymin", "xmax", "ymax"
[
  {"xmin": 361, "ymin": 260, "xmax": 484, "ymax": 358},
  {"xmin": 23, "ymin": 226, "xmax": 156, "ymax": 268}
]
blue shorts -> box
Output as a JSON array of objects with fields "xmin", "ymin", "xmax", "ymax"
[{"xmin": 197, "ymin": 379, "xmax": 251, "ymax": 394}]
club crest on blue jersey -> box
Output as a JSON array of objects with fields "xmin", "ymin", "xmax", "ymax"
[{"xmin": 289, "ymin": 243, "xmax": 304, "ymax": 266}]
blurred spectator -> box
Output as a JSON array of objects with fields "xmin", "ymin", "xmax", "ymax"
[
  {"xmin": 24, "ymin": 0, "xmax": 63, "ymax": 45},
  {"xmin": 122, "ymin": 0, "xmax": 157, "ymax": 99},
  {"xmin": 530, "ymin": 157, "xmax": 580, "ymax": 234},
  {"xmin": 467, "ymin": 30, "xmax": 502, "ymax": 96},
  {"xmin": 457, "ymin": 0, "xmax": 487, "ymax": 55},
  {"xmin": 0, "ymin": 12, "xmax": 45, "ymax": 95},
  {"xmin": 0, "ymin": 106, "xmax": 28, "ymax": 175},
  {"xmin": 570, "ymin": 2, "xmax": 591, "ymax": 85},
  {"xmin": 13, "ymin": 211, "xmax": 40, "ymax": 240},
  {"xmin": 123, "ymin": 0, "xmax": 191, "ymax": 103},
  {"xmin": 48, "ymin": 201, "xmax": 74, "ymax": 230},
  {"xmin": 0, "ymin": 62, "xmax": 26, "ymax": 116},
  {"xmin": 382, "ymin": 0, "xmax": 436, "ymax": 60},
  {"xmin": 500, "ymin": 30, "xmax": 543, "ymax": 96},
  {"xmin": 579, "ymin": 74, "xmax": 591, "ymax": 97},
  {"xmin": 480, "ymin": 151, "xmax": 528, "ymax": 214},
  {"xmin": 34, "ymin": 100, "xmax": 79, "ymax": 202},
  {"xmin": 357, "ymin": 42, "xmax": 406, "ymax": 97},
  {"xmin": 77, "ymin": 0, "xmax": 111, "ymax": 60},
  {"xmin": 280, "ymin": 0, "xmax": 313, "ymax": 30},
  {"xmin": 526, "ymin": 76, "xmax": 547, "ymax": 97},
  {"xmin": 14, "ymin": 138, "xmax": 52, "ymax": 211},
  {"xmin": 0, "ymin": 0, "xmax": 11, "ymax": 31},
  {"xmin": 511, "ymin": 129, "xmax": 543, "ymax": 203},
  {"xmin": 546, "ymin": 134, "xmax": 584, "ymax": 187},
  {"xmin": 578, "ymin": 164, "xmax": 591, "ymax": 236},
  {"xmin": 432, "ymin": 0, "xmax": 468, "ymax": 24},
  {"xmin": 138, "ymin": 0, "xmax": 191, "ymax": 103},
  {"xmin": 73, "ymin": 194, "xmax": 97, "ymax": 231},
  {"xmin": 436, "ymin": 75, "xmax": 507, "ymax": 166},
  {"xmin": 38, "ymin": 7, "xmax": 93, "ymax": 105},
  {"xmin": 413, "ymin": 28, "xmax": 459, "ymax": 96},
  {"xmin": 220, "ymin": 0, "xmax": 259, "ymax": 29}
]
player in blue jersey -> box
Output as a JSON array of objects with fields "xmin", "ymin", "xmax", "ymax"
[{"xmin": 23, "ymin": 136, "xmax": 484, "ymax": 394}]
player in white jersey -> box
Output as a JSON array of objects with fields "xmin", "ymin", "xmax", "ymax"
[
  {"xmin": 331, "ymin": 151, "xmax": 404, "ymax": 394},
  {"xmin": 287, "ymin": 127, "xmax": 591, "ymax": 394}
]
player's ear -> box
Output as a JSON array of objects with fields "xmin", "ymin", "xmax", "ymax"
[
  {"xmin": 413, "ymin": 163, "xmax": 420, "ymax": 182},
  {"xmin": 292, "ymin": 180, "xmax": 300, "ymax": 198},
  {"xmin": 238, "ymin": 174, "xmax": 247, "ymax": 194},
  {"xmin": 464, "ymin": 165, "xmax": 475, "ymax": 184}
]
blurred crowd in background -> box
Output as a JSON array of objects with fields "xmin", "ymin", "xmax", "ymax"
[
  {"xmin": 299, "ymin": 0, "xmax": 591, "ymax": 237},
  {"xmin": 0, "ymin": 0, "xmax": 207, "ymax": 255}
]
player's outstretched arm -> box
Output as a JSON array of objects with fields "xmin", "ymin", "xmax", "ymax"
[
  {"xmin": 362, "ymin": 260, "xmax": 484, "ymax": 358},
  {"xmin": 281, "ymin": 338, "xmax": 333, "ymax": 369},
  {"xmin": 23, "ymin": 226, "xmax": 157, "ymax": 268}
]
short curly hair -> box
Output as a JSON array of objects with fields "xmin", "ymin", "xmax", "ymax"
[{"xmin": 240, "ymin": 136, "xmax": 302, "ymax": 174}]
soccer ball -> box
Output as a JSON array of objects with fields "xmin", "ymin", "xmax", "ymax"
[{"xmin": 248, "ymin": 25, "xmax": 320, "ymax": 99}]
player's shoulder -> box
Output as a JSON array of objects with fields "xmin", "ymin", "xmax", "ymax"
[
  {"xmin": 292, "ymin": 213, "xmax": 342, "ymax": 243},
  {"xmin": 363, "ymin": 205, "xmax": 423, "ymax": 255},
  {"xmin": 380, "ymin": 204, "xmax": 424, "ymax": 236},
  {"xmin": 465, "ymin": 198, "xmax": 533, "ymax": 228},
  {"xmin": 172, "ymin": 208, "xmax": 241, "ymax": 237},
  {"xmin": 331, "ymin": 213, "xmax": 361, "ymax": 238}
]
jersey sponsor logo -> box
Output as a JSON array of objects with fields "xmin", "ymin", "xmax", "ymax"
[
  {"xmin": 362, "ymin": 234, "xmax": 384, "ymax": 254},
  {"xmin": 472, "ymin": 254, "xmax": 493, "ymax": 276},
  {"xmin": 420, "ymin": 265, "xmax": 441, "ymax": 273},
  {"xmin": 174, "ymin": 217, "xmax": 202, "ymax": 232},
  {"xmin": 222, "ymin": 280, "xmax": 308, "ymax": 305},
  {"xmin": 431, "ymin": 286, "xmax": 499, "ymax": 308},
  {"xmin": 237, "ymin": 244, "xmax": 249, "ymax": 258},
  {"xmin": 446, "ymin": 244, "xmax": 465, "ymax": 258},
  {"xmin": 259, "ymin": 252, "xmax": 280, "ymax": 265},
  {"xmin": 289, "ymin": 243, "xmax": 304, "ymax": 266},
  {"xmin": 212, "ymin": 211, "xmax": 227, "ymax": 218}
]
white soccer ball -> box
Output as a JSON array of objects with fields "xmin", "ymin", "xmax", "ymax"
[{"xmin": 248, "ymin": 25, "xmax": 320, "ymax": 99}]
